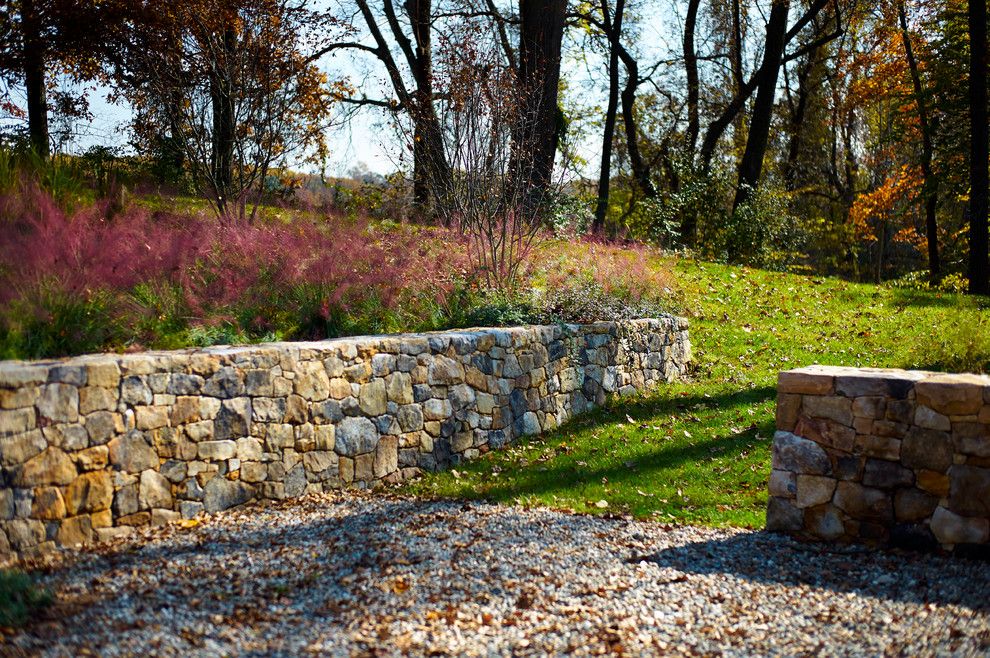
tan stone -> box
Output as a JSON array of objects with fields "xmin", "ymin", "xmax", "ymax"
[
  {"xmin": 0, "ymin": 386, "xmax": 39, "ymax": 410},
  {"xmin": 171, "ymin": 396, "xmax": 202, "ymax": 425},
  {"xmin": 374, "ymin": 436, "xmax": 398, "ymax": 478},
  {"xmin": 75, "ymin": 445, "xmax": 109, "ymax": 471},
  {"xmin": 117, "ymin": 511, "xmax": 151, "ymax": 526},
  {"xmin": 198, "ymin": 440, "xmax": 237, "ymax": 460},
  {"xmin": 79, "ymin": 387, "xmax": 117, "ymax": 414},
  {"xmin": 135, "ymin": 406, "xmax": 169, "ymax": 430},
  {"xmin": 801, "ymin": 396, "xmax": 854, "ymax": 426},
  {"xmin": 795, "ymin": 475, "xmax": 837, "ymax": 508},
  {"xmin": 329, "ymin": 378, "xmax": 351, "ymax": 400},
  {"xmin": 354, "ymin": 453, "xmax": 374, "ymax": 481},
  {"xmin": 31, "ymin": 487, "xmax": 67, "ymax": 520},
  {"xmin": 339, "ymin": 456, "xmax": 354, "ymax": 483},
  {"xmin": 284, "ymin": 395, "xmax": 308, "ymax": 424},
  {"xmin": 915, "ymin": 374, "xmax": 987, "ymax": 416},
  {"xmin": 359, "ymin": 379, "xmax": 387, "ymax": 416},
  {"xmin": 240, "ymin": 461, "xmax": 267, "ymax": 483},
  {"xmin": 65, "ymin": 471, "xmax": 113, "ymax": 514},
  {"xmin": 778, "ymin": 369, "xmax": 834, "ymax": 395},
  {"xmin": 294, "ymin": 362, "xmax": 330, "ymax": 401},
  {"xmin": 385, "ymin": 372, "xmax": 413, "ymax": 405},
  {"xmin": 91, "ymin": 509, "xmax": 112, "ymax": 528},
  {"xmin": 775, "ymin": 394, "xmax": 801, "ymax": 432},
  {"xmin": 86, "ymin": 361, "xmax": 121, "ymax": 388},
  {"xmin": 151, "ymin": 508, "xmax": 181, "ymax": 526},
  {"xmin": 16, "ymin": 448, "xmax": 77, "ymax": 486},
  {"xmin": 1, "ymin": 429, "xmax": 46, "ymax": 467},
  {"xmin": 57, "ymin": 515, "xmax": 94, "ymax": 547},
  {"xmin": 139, "ymin": 470, "xmax": 173, "ymax": 509},
  {"xmin": 0, "ymin": 407, "xmax": 35, "ymax": 435}
]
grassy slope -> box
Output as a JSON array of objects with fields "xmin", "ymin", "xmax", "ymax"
[{"xmin": 401, "ymin": 259, "xmax": 988, "ymax": 528}]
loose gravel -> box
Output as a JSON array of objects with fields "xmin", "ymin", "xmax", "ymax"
[{"xmin": 4, "ymin": 492, "xmax": 989, "ymax": 657}]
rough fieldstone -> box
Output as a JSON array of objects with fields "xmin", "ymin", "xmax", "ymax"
[
  {"xmin": 284, "ymin": 464, "xmax": 307, "ymax": 497},
  {"xmin": 16, "ymin": 448, "xmax": 77, "ymax": 486},
  {"xmin": 108, "ymin": 431, "xmax": 158, "ymax": 473},
  {"xmin": 805, "ymin": 504, "xmax": 845, "ymax": 540},
  {"xmin": 833, "ymin": 482, "xmax": 893, "ymax": 521},
  {"xmin": 235, "ymin": 437, "xmax": 263, "ymax": 461},
  {"xmin": 6, "ymin": 518, "xmax": 45, "ymax": 550},
  {"xmin": 358, "ymin": 379, "xmax": 387, "ymax": 416},
  {"xmin": 57, "ymin": 515, "xmax": 93, "ymax": 547},
  {"xmin": 428, "ymin": 356, "xmax": 465, "ymax": 385},
  {"xmin": 771, "ymin": 431, "xmax": 831, "ymax": 475},
  {"xmin": 251, "ymin": 397, "xmax": 285, "ymax": 423},
  {"xmin": 65, "ymin": 471, "xmax": 113, "ymax": 514},
  {"xmin": 336, "ymin": 417, "xmax": 378, "ymax": 456},
  {"xmin": 385, "ymin": 373, "xmax": 413, "ymax": 405},
  {"xmin": 794, "ymin": 417, "xmax": 855, "ymax": 452},
  {"xmin": 916, "ymin": 374, "xmax": 987, "ymax": 416},
  {"xmin": 302, "ymin": 450, "xmax": 337, "ymax": 476},
  {"xmin": 113, "ymin": 484, "xmax": 140, "ymax": 516},
  {"xmin": 36, "ymin": 384, "xmax": 79, "ymax": 423},
  {"xmin": 397, "ymin": 405, "xmax": 424, "ymax": 432},
  {"xmin": 1, "ymin": 429, "xmax": 46, "ymax": 467},
  {"xmin": 31, "ymin": 487, "xmax": 66, "ymax": 520},
  {"xmin": 160, "ymin": 459, "xmax": 187, "ymax": 483},
  {"xmin": 202, "ymin": 477, "xmax": 254, "ymax": 513},
  {"xmin": 423, "ymin": 398, "xmax": 452, "ymax": 421},
  {"xmin": 947, "ymin": 465, "xmax": 990, "ymax": 517},
  {"xmin": 901, "ymin": 427, "xmax": 953, "ymax": 472},
  {"xmin": 931, "ymin": 506, "xmax": 990, "ymax": 545},
  {"xmin": 75, "ymin": 446, "xmax": 109, "ymax": 471},
  {"xmin": 79, "ymin": 387, "xmax": 116, "ymax": 414},
  {"xmin": 952, "ymin": 423, "xmax": 990, "ymax": 458},
  {"xmin": 294, "ymin": 362, "xmax": 331, "ymax": 401},
  {"xmin": 151, "ymin": 509, "xmax": 181, "ymax": 526},
  {"xmin": 167, "ymin": 374, "xmax": 204, "ymax": 395},
  {"xmin": 313, "ymin": 400, "xmax": 343, "ymax": 423},
  {"xmin": 139, "ymin": 470, "xmax": 172, "ymax": 509},
  {"xmin": 917, "ymin": 469, "xmax": 950, "ymax": 497},
  {"xmin": 198, "ymin": 440, "xmax": 237, "ymax": 460},
  {"xmin": 768, "ymin": 470, "xmax": 796, "ymax": 498},
  {"xmin": 215, "ymin": 398, "xmax": 251, "ymax": 440},
  {"xmin": 766, "ymin": 497, "xmax": 804, "ymax": 532},
  {"xmin": 374, "ymin": 436, "xmax": 398, "ymax": 477},
  {"xmin": 0, "ymin": 407, "xmax": 35, "ymax": 435},
  {"xmin": 914, "ymin": 406, "xmax": 951, "ymax": 431},
  {"xmin": 204, "ymin": 367, "xmax": 244, "ymax": 399},
  {"xmin": 121, "ymin": 376, "xmax": 153, "ymax": 406},
  {"xmin": 778, "ymin": 369, "xmax": 834, "ymax": 395},
  {"xmin": 85, "ymin": 411, "xmax": 122, "ymax": 444},
  {"xmin": 894, "ymin": 488, "xmax": 938, "ymax": 523},
  {"xmin": 862, "ymin": 459, "xmax": 914, "ymax": 489},
  {"xmin": 795, "ymin": 475, "xmax": 836, "ymax": 508},
  {"xmin": 776, "ymin": 394, "xmax": 801, "ymax": 431},
  {"xmin": 801, "ymin": 396, "xmax": 853, "ymax": 426}
]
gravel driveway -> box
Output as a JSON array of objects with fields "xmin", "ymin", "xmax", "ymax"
[{"xmin": 5, "ymin": 492, "xmax": 989, "ymax": 657}]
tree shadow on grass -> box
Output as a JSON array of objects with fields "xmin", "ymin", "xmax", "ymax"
[
  {"xmin": 643, "ymin": 530, "xmax": 990, "ymax": 612},
  {"xmin": 466, "ymin": 385, "xmax": 777, "ymax": 503}
]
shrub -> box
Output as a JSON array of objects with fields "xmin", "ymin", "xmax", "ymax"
[{"xmin": 0, "ymin": 569, "xmax": 51, "ymax": 627}]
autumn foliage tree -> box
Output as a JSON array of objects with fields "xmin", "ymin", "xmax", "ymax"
[{"xmin": 114, "ymin": 0, "xmax": 337, "ymax": 220}]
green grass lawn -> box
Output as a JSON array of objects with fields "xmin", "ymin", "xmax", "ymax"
[{"xmin": 400, "ymin": 259, "xmax": 990, "ymax": 528}]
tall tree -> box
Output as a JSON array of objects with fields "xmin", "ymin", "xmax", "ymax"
[
  {"xmin": 898, "ymin": 0, "xmax": 941, "ymax": 280},
  {"xmin": 514, "ymin": 0, "xmax": 567, "ymax": 209},
  {"xmin": 594, "ymin": 0, "xmax": 626, "ymax": 233},
  {"xmin": 969, "ymin": 0, "xmax": 989, "ymax": 294}
]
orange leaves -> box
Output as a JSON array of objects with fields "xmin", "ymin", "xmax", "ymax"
[{"xmin": 849, "ymin": 165, "xmax": 923, "ymax": 242}]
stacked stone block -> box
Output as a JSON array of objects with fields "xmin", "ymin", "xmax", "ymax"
[
  {"xmin": 768, "ymin": 365, "xmax": 990, "ymax": 552},
  {"xmin": 0, "ymin": 317, "xmax": 690, "ymax": 560}
]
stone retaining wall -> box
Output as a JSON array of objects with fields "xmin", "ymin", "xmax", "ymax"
[
  {"xmin": 0, "ymin": 318, "xmax": 690, "ymax": 561},
  {"xmin": 768, "ymin": 365, "xmax": 990, "ymax": 553}
]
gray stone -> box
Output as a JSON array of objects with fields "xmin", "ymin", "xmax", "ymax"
[
  {"xmin": 202, "ymin": 476, "xmax": 254, "ymax": 513},
  {"xmin": 313, "ymin": 400, "xmax": 343, "ymax": 423},
  {"xmin": 766, "ymin": 497, "xmax": 804, "ymax": 532},
  {"xmin": 204, "ymin": 367, "xmax": 244, "ymax": 398},
  {"xmin": 252, "ymin": 397, "xmax": 285, "ymax": 422},
  {"xmin": 423, "ymin": 398, "xmax": 452, "ymax": 421},
  {"xmin": 215, "ymin": 398, "xmax": 251, "ymax": 440},
  {"xmin": 108, "ymin": 431, "xmax": 159, "ymax": 473},
  {"xmin": 833, "ymin": 481, "xmax": 893, "ymax": 521},
  {"xmin": 160, "ymin": 459, "xmax": 188, "ymax": 483},
  {"xmin": 397, "ymin": 405, "xmax": 424, "ymax": 432},
  {"xmin": 862, "ymin": 459, "xmax": 914, "ymax": 489},
  {"xmin": 1, "ymin": 429, "xmax": 46, "ymax": 467},
  {"xmin": 894, "ymin": 488, "xmax": 938, "ymax": 523},
  {"xmin": 167, "ymin": 374, "xmax": 204, "ymax": 395},
  {"xmin": 284, "ymin": 464, "xmax": 307, "ymax": 497},
  {"xmin": 336, "ymin": 417, "xmax": 378, "ymax": 456},
  {"xmin": 36, "ymin": 383, "xmax": 79, "ymax": 423},
  {"xmin": 931, "ymin": 506, "xmax": 990, "ymax": 545},
  {"xmin": 49, "ymin": 365, "xmax": 86, "ymax": 386},
  {"xmin": 771, "ymin": 431, "xmax": 831, "ymax": 476},
  {"xmin": 914, "ymin": 406, "xmax": 951, "ymax": 431},
  {"xmin": 121, "ymin": 376, "xmax": 153, "ymax": 406},
  {"xmin": 198, "ymin": 440, "xmax": 237, "ymax": 460},
  {"xmin": 800, "ymin": 396, "xmax": 853, "ymax": 426},
  {"xmin": 428, "ymin": 356, "xmax": 465, "ymax": 384},
  {"xmin": 180, "ymin": 501, "xmax": 205, "ymax": 519},
  {"xmin": 805, "ymin": 504, "xmax": 845, "ymax": 540}
]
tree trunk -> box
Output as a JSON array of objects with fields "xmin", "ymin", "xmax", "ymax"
[
  {"xmin": 210, "ymin": 27, "xmax": 237, "ymax": 216},
  {"xmin": 969, "ymin": 0, "xmax": 989, "ymax": 295},
  {"xmin": 516, "ymin": 0, "xmax": 567, "ymax": 211},
  {"xmin": 783, "ymin": 50, "xmax": 816, "ymax": 191},
  {"xmin": 22, "ymin": 0, "xmax": 49, "ymax": 158},
  {"xmin": 730, "ymin": 0, "xmax": 747, "ymax": 156},
  {"xmin": 732, "ymin": 0, "xmax": 789, "ymax": 212},
  {"xmin": 899, "ymin": 0, "xmax": 940, "ymax": 281},
  {"xmin": 594, "ymin": 0, "xmax": 625, "ymax": 233},
  {"xmin": 684, "ymin": 0, "xmax": 701, "ymax": 152}
]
